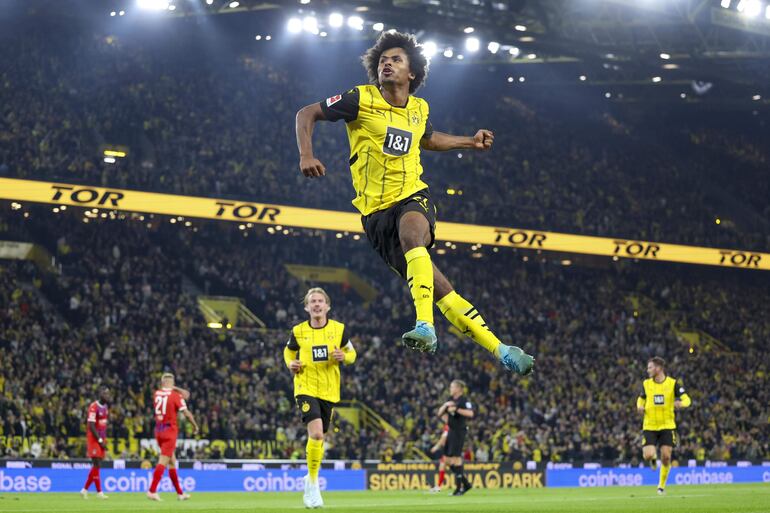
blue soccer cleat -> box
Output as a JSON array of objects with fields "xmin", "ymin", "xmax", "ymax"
[
  {"xmin": 498, "ymin": 344, "xmax": 535, "ymax": 375},
  {"xmin": 402, "ymin": 321, "xmax": 438, "ymax": 354}
]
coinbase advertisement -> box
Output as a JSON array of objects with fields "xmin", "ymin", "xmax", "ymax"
[
  {"xmin": 0, "ymin": 468, "xmax": 366, "ymax": 493},
  {"xmin": 546, "ymin": 466, "xmax": 770, "ymax": 488}
]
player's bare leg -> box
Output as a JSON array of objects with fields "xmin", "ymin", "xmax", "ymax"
[
  {"xmin": 658, "ymin": 445, "xmax": 673, "ymax": 494},
  {"xmin": 399, "ymin": 212, "xmax": 437, "ymax": 353},
  {"xmin": 304, "ymin": 419, "xmax": 325, "ymax": 509},
  {"xmin": 643, "ymin": 444, "xmax": 658, "ymax": 470}
]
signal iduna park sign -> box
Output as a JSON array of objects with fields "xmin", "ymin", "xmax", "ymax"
[{"xmin": 1, "ymin": 177, "xmax": 767, "ymax": 271}]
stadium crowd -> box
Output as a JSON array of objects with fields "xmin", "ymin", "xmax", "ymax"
[
  {"xmin": 1, "ymin": 211, "xmax": 768, "ymax": 464},
  {"xmin": 0, "ymin": 11, "xmax": 767, "ymax": 465},
  {"xmin": 1, "ymin": 17, "xmax": 768, "ymax": 252}
]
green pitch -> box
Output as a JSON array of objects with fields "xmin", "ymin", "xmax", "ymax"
[{"xmin": 1, "ymin": 484, "xmax": 768, "ymax": 513}]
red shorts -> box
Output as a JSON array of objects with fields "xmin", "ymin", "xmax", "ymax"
[
  {"xmin": 156, "ymin": 430, "xmax": 178, "ymax": 457},
  {"xmin": 87, "ymin": 438, "xmax": 105, "ymax": 459}
]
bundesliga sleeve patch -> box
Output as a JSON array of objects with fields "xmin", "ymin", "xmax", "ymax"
[{"xmin": 326, "ymin": 94, "xmax": 342, "ymax": 107}]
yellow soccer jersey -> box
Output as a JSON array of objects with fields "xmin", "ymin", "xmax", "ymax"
[
  {"xmin": 283, "ymin": 319, "xmax": 355, "ymax": 403},
  {"xmin": 637, "ymin": 376, "xmax": 691, "ymax": 431},
  {"xmin": 319, "ymin": 84, "xmax": 433, "ymax": 216}
]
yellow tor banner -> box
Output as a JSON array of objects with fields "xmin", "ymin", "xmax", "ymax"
[{"xmin": 1, "ymin": 177, "xmax": 767, "ymax": 271}]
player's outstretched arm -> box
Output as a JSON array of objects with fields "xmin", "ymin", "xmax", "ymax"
[
  {"xmin": 636, "ymin": 396, "xmax": 645, "ymax": 413},
  {"xmin": 296, "ymin": 103, "xmax": 328, "ymax": 178},
  {"xmin": 173, "ymin": 386, "xmax": 191, "ymax": 400},
  {"xmin": 421, "ymin": 129, "xmax": 494, "ymax": 152}
]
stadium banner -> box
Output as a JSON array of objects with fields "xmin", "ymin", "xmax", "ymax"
[
  {"xmin": 0, "ymin": 468, "xmax": 366, "ymax": 493},
  {"xmin": 366, "ymin": 462, "xmax": 545, "ymax": 490},
  {"xmin": 546, "ymin": 465, "xmax": 770, "ymax": 487},
  {"xmin": 1, "ymin": 177, "xmax": 768, "ymax": 271}
]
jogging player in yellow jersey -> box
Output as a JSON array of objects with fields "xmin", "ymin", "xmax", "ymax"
[
  {"xmin": 636, "ymin": 356, "xmax": 692, "ymax": 495},
  {"xmin": 295, "ymin": 31, "xmax": 533, "ymax": 375},
  {"xmin": 284, "ymin": 287, "xmax": 356, "ymax": 508}
]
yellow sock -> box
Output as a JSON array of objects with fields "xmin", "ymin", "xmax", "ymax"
[
  {"xmin": 658, "ymin": 463, "xmax": 671, "ymax": 489},
  {"xmin": 436, "ymin": 291, "xmax": 501, "ymax": 356},
  {"xmin": 306, "ymin": 438, "xmax": 324, "ymax": 483},
  {"xmin": 405, "ymin": 247, "xmax": 434, "ymax": 324}
]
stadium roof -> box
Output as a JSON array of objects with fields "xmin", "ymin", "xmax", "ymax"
[{"xmin": 16, "ymin": 0, "xmax": 770, "ymax": 104}]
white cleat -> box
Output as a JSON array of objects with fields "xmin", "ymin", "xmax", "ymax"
[
  {"xmin": 429, "ymin": 485, "xmax": 442, "ymax": 493},
  {"xmin": 303, "ymin": 475, "xmax": 324, "ymax": 509},
  {"xmin": 146, "ymin": 491, "xmax": 162, "ymax": 501},
  {"xmin": 96, "ymin": 492, "xmax": 109, "ymax": 499},
  {"xmin": 657, "ymin": 487, "xmax": 666, "ymax": 495},
  {"xmin": 177, "ymin": 493, "xmax": 191, "ymax": 501},
  {"xmin": 80, "ymin": 488, "xmax": 89, "ymax": 499}
]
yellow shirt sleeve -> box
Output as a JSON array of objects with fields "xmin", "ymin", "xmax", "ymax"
[
  {"xmin": 678, "ymin": 393, "xmax": 692, "ymax": 408},
  {"xmin": 283, "ymin": 346, "xmax": 297, "ymax": 368},
  {"xmin": 636, "ymin": 396, "xmax": 645, "ymax": 409},
  {"xmin": 342, "ymin": 340, "xmax": 356, "ymax": 365}
]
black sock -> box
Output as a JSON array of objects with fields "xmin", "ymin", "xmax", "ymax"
[{"xmin": 451, "ymin": 465, "xmax": 464, "ymax": 489}]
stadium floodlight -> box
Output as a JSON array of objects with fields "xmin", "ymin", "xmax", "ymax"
[
  {"xmin": 720, "ymin": 0, "xmax": 731, "ymax": 7},
  {"xmin": 110, "ymin": 11, "xmax": 117, "ymax": 16},
  {"xmin": 137, "ymin": 0, "xmax": 169, "ymax": 10},
  {"xmin": 509, "ymin": 46, "xmax": 520, "ymax": 57},
  {"xmin": 372, "ymin": 22, "xmax": 384, "ymax": 31},
  {"xmin": 443, "ymin": 48, "xmax": 453, "ymax": 58},
  {"xmin": 119, "ymin": 10, "xmax": 125, "ymax": 15},
  {"xmin": 265, "ymin": 35, "xmax": 271, "ymax": 40},
  {"xmin": 515, "ymin": 24, "xmax": 527, "ymax": 31},
  {"xmin": 287, "ymin": 17, "xmax": 302, "ymax": 33},
  {"xmin": 518, "ymin": 76, "xmax": 525, "ymax": 82},
  {"xmin": 487, "ymin": 41, "xmax": 500, "ymax": 54},
  {"xmin": 422, "ymin": 41, "xmax": 438, "ymax": 58},
  {"xmin": 579, "ymin": 75, "xmax": 587, "ymax": 81},
  {"xmin": 303, "ymin": 16, "xmax": 319, "ymax": 34},
  {"xmin": 507, "ymin": 76, "xmax": 513, "ymax": 82},
  {"xmin": 206, "ymin": 0, "xmax": 213, "ymax": 4},
  {"xmin": 255, "ymin": 35, "xmax": 262, "ymax": 40},
  {"xmin": 463, "ymin": 26, "xmax": 475, "ymax": 33},
  {"xmin": 168, "ymin": 4, "xmax": 177, "ymax": 10},
  {"xmin": 605, "ymin": 92, "xmax": 611, "ymax": 98},
  {"xmin": 329, "ymin": 12, "xmax": 343, "ymax": 27},
  {"xmin": 300, "ymin": 0, "xmax": 311, "ymax": 4},
  {"xmin": 743, "ymin": 0, "xmax": 761, "ymax": 16},
  {"xmin": 347, "ymin": 16, "xmax": 364, "ymax": 30},
  {"xmin": 652, "ymin": 76, "xmax": 662, "ymax": 82},
  {"xmin": 660, "ymin": 52, "xmax": 671, "ymax": 59},
  {"xmin": 767, "ymin": 5, "xmax": 770, "ymax": 18},
  {"xmin": 753, "ymin": 94, "xmax": 762, "ymax": 100},
  {"xmin": 526, "ymin": 53, "xmax": 537, "ymax": 59},
  {"xmin": 228, "ymin": 1, "xmax": 238, "ymax": 8},
  {"xmin": 465, "ymin": 37, "xmax": 480, "ymax": 52},
  {"xmin": 319, "ymin": 31, "xmax": 327, "ymax": 37},
  {"xmin": 457, "ymin": 54, "xmax": 464, "ymax": 60}
]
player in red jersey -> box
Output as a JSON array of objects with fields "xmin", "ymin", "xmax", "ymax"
[
  {"xmin": 146, "ymin": 373, "xmax": 199, "ymax": 501},
  {"xmin": 80, "ymin": 386, "xmax": 110, "ymax": 499},
  {"xmin": 430, "ymin": 417, "xmax": 449, "ymax": 493}
]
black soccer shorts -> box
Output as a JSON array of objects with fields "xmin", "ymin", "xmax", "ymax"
[
  {"xmin": 642, "ymin": 429, "xmax": 678, "ymax": 447},
  {"xmin": 444, "ymin": 429, "xmax": 467, "ymax": 458},
  {"xmin": 361, "ymin": 188, "xmax": 437, "ymax": 279},
  {"xmin": 296, "ymin": 395, "xmax": 335, "ymax": 434}
]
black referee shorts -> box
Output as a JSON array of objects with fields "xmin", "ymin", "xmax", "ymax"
[
  {"xmin": 361, "ymin": 189, "xmax": 437, "ymax": 279},
  {"xmin": 642, "ymin": 429, "xmax": 678, "ymax": 448},
  {"xmin": 296, "ymin": 395, "xmax": 335, "ymax": 434},
  {"xmin": 444, "ymin": 429, "xmax": 466, "ymax": 458}
]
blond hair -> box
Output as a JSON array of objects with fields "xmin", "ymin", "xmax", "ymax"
[
  {"xmin": 161, "ymin": 373, "xmax": 175, "ymax": 384},
  {"xmin": 303, "ymin": 287, "xmax": 331, "ymax": 307},
  {"xmin": 451, "ymin": 379, "xmax": 467, "ymax": 391}
]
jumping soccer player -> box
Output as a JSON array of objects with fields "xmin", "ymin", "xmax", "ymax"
[
  {"xmin": 636, "ymin": 357, "xmax": 692, "ymax": 495},
  {"xmin": 438, "ymin": 380, "xmax": 474, "ymax": 496},
  {"xmin": 295, "ymin": 31, "xmax": 533, "ymax": 375},
  {"xmin": 147, "ymin": 373, "xmax": 199, "ymax": 501},
  {"xmin": 80, "ymin": 385, "xmax": 110, "ymax": 500},
  {"xmin": 284, "ymin": 287, "xmax": 356, "ymax": 509}
]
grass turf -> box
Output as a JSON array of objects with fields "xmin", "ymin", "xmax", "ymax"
[{"xmin": 0, "ymin": 484, "xmax": 768, "ymax": 513}]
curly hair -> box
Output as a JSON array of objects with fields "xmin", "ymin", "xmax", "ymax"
[{"xmin": 361, "ymin": 31, "xmax": 429, "ymax": 94}]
